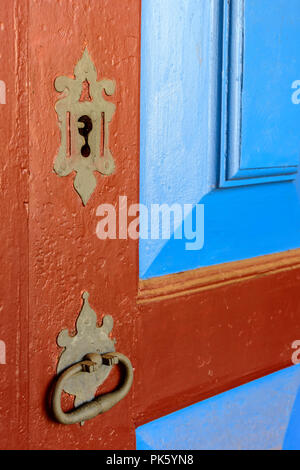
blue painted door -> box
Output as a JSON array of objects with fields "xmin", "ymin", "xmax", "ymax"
[
  {"xmin": 137, "ymin": 0, "xmax": 300, "ymax": 449},
  {"xmin": 140, "ymin": 0, "xmax": 300, "ymax": 279}
]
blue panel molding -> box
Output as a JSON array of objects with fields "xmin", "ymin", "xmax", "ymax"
[{"xmin": 220, "ymin": 0, "xmax": 300, "ymax": 187}]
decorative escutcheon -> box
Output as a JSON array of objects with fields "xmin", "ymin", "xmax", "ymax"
[
  {"xmin": 52, "ymin": 292, "xmax": 133, "ymax": 425},
  {"xmin": 54, "ymin": 48, "xmax": 116, "ymax": 206}
]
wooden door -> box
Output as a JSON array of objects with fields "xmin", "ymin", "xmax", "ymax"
[
  {"xmin": 1, "ymin": 0, "xmax": 300, "ymax": 450},
  {"xmin": 135, "ymin": 0, "xmax": 300, "ymax": 448}
]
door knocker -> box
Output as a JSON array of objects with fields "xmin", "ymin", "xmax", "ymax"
[{"xmin": 52, "ymin": 292, "xmax": 133, "ymax": 425}]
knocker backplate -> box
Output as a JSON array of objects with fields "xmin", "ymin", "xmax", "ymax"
[{"xmin": 56, "ymin": 292, "xmax": 116, "ymax": 408}]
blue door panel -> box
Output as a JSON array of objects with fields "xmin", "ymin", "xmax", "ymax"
[
  {"xmin": 142, "ymin": 180, "xmax": 300, "ymax": 279},
  {"xmin": 136, "ymin": 365, "xmax": 300, "ymax": 450}
]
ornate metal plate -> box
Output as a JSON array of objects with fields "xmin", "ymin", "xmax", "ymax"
[
  {"xmin": 54, "ymin": 48, "xmax": 116, "ymax": 205},
  {"xmin": 56, "ymin": 292, "xmax": 116, "ymax": 408}
]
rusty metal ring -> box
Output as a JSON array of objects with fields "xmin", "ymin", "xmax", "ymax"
[{"xmin": 52, "ymin": 352, "xmax": 133, "ymax": 425}]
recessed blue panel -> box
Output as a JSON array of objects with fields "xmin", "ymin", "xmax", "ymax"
[
  {"xmin": 220, "ymin": 0, "xmax": 300, "ymax": 185},
  {"xmin": 241, "ymin": 0, "xmax": 300, "ymax": 170},
  {"xmin": 136, "ymin": 365, "xmax": 300, "ymax": 450}
]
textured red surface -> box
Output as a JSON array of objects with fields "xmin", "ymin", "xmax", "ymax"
[
  {"xmin": 29, "ymin": 0, "xmax": 140, "ymax": 450},
  {"xmin": 1, "ymin": 0, "xmax": 140, "ymax": 450},
  {"xmin": 1, "ymin": 0, "xmax": 300, "ymax": 451},
  {"xmin": 0, "ymin": 0, "xmax": 29, "ymax": 449},
  {"xmin": 134, "ymin": 267, "xmax": 300, "ymax": 426}
]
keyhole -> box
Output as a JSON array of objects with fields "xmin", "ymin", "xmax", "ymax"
[{"xmin": 78, "ymin": 115, "xmax": 93, "ymax": 158}]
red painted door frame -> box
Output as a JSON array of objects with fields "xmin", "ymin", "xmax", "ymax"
[
  {"xmin": 1, "ymin": 0, "xmax": 300, "ymax": 450},
  {"xmin": 1, "ymin": 0, "xmax": 140, "ymax": 450}
]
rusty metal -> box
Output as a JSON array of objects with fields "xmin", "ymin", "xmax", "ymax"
[
  {"xmin": 52, "ymin": 351, "xmax": 133, "ymax": 425},
  {"xmin": 56, "ymin": 291, "xmax": 117, "ymax": 410}
]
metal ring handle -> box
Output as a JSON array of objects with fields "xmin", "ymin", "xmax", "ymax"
[{"xmin": 52, "ymin": 352, "xmax": 133, "ymax": 425}]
